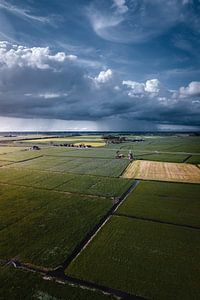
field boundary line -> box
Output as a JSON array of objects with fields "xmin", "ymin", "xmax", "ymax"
[
  {"xmin": 133, "ymin": 178, "xmax": 200, "ymax": 185},
  {"xmin": 113, "ymin": 213, "xmax": 200, "ymax": 231},
  {"xmin": 5, "ymin": 259, "xmax": 146, "ymax": 300},
  {"xmin": 44, "ymin": 154, "xmax": 118, "ymax": 160},
  {"xmin": 182, "ymin": 155, "xmax": 192, "ymax": 163},
  {"xmin": 0, "ymin": 181, "xmax": 108, "ymax": 200},
  {"xmin": 6, "ymin": 167, "xmax": 123, "ymax": 178},
  {"xmin": 60, "ymin": 180, "xmax": 139, "ymax": 271},
  {"xmin": 8, "ymin": 154, "xmax": 44, "ymax": 164}
]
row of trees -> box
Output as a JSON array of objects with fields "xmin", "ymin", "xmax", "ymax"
[{"xmin": 102, "ymin": 135, "xmax": 126, "ymax": 144}]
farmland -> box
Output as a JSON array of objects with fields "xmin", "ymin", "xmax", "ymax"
[
  {"xmin": 67, "ymin": 216, "xmax": 200, "ymax": 300},
  {"xmin": 0, "ymin": 184, "xmax": 112, "ymax": 268},
  {"xmin": 117, "ymin": 181, "xmax": 200, "ymax": 228},
  {"xmin": 0, "ymin": 133, "xmax": 200, "ymax": 299},
  {"xmin": 0, "ymin": 167, "xmax": 133, "ymax": 197},
  {"xmin": 0, "ymin": 265, "xmax": 114, "ymax": 300},
  {"xmin": 8, "ymin": 155, "xmax": 129, "ymax": 177},
  {"xmin": 122, "ymin": 160, "xmax": 200, "ymax": 183},
  {"xmin": 19, "ymin": 135, "xmax": 106, "ymax": 147}
]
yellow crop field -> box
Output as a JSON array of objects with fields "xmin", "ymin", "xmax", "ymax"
[
  {"xmin": 74, "ymin": 142, "xmax": 105, "ymax": 147},
  {"xmin": 122, "ymin": 160, "xmax": 200, "ymax": 184},
  {"xmin": 22, "ymin": 137, "xmax": 104, "ymax": 145}
]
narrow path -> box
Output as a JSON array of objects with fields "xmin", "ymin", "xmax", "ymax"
[
  {"xmin": 114, "ymin": 213, "xmax": 200, "ymax": 231},
  {"xmin": 61, "ymin": 180, "xmax": 139, "ymax": 270},
  {"xmin": 2, "ymin": 180, "xmax": 142, "ymax": 300},
  {"xmin": 182, "ymin": 155, "xmax": 192, "ymax": 163},
  {"xmin": 107, "ymin": 148, "xmax": 200, "ymax": 155},
  {"xmin": 6, "ymin": 259, "xmax": 145, "ymax": 300},
  {"xmin": 7, "ymin": 154, "xmax": 44, "ymax": 165}
]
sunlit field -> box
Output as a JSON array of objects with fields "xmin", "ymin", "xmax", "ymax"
[{"xmin": 0, "ymin": 133, "xmax": 200, "ymax": 299}]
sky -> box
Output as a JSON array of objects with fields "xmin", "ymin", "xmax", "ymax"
[{"xmin": 0, "ymin": 0, "xmax": 200, "ymax": 131}]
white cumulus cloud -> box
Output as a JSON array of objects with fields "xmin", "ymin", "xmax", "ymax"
[
  {"xmin": 94, "ymin": 69, "xmax": 113, "ymax": 83},
  {"xmin": 122, "ymin": 80, "xmax": 145, "ymax": 96},
  {"xmin": 123, "ymin": 79, "xmax": 161, "ymax": 97},
  {"xmin": 179, "ymin": 81, "xmax": 200, "ymax": 98},
  {"xmin": 0, "ymin": 41, "xmax": 76, "ymax": 69},
  {"xmin": 145, "ymin": 79, "xmax": 161, "ymax": 94}
]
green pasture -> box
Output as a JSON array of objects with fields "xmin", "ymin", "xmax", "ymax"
[
  {"xmin": 9, "ymin": 156, "xmax": 129, "ymax": 177},
  {"xmin": 0, "ymin": 185, "xmax": 112, "ymax": 268},
  {"xmin": 118, "ymin": 136, "xmax": 200, "ymax": 153},
  {"xmin": 0, "ymin": 265, "xmax": 113, "ymax": 300},
  {"xmin": 186, "ymin": 155, "xmax": 200, "ymax": 164},
  {"xmin": 67, "ymin": 216, "xmax": 200, "ymax": 300},
  {"xmin": 0, "ymin": 150, "xmax": 42, "ymax": 162},
  {"xmin": 117, "ymin": 181, "xmax": 200, "ymax": 228},
  {"xmin": 0, "ymin": 184, "xmax": 54, "ymax": 230},
  {"xmin": 42, "ymin": 147, "xmax": 130, "ymax": 159},
  {"xmin": 0, "ymin": 146, "xmax": 25, "ymax": 154},
  {"xmin": 57, "ymin": 174, "xmax": 133, "ymax": 197},
  {"xmin": 135, "ymin": 153, "xmax": 189, "ymax": 162},
  {"xmin": 0, "ymin": 167, "xmax": 133, "ymax": 197},
  {"xmin": 0, "ymin": 160, "xmax": 12, "ymax": 166}
]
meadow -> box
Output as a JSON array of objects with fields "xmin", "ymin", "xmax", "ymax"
[
  {"xmin": 0, "ymin": 265, "xmax": 114, "ymax": 300},
  {"xmin": 0, "ymin": 167, "xmax": 133, "ymax": 197},
  {"xmin": 118, "ymin": 135, "xmax": 200, "ymax": 153},
  {"xmin": 8, "ymin": 155, "xmax": 129, "ymax": 177},
  {"xmin": 67, "ymin": 216, "xmax": 200, "ymax": 300},
  {"xmin": 0, "ymin": 184, "xmax": 112, "ymax": 268},
  {"xmin": 117, "ymin": 181, "xmax": 200, "ymax": 228},
  {"xmin": 0, "ymin": 133, "xmax": 200, "ymax": 300}
]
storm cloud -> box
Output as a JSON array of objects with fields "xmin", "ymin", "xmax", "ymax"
[
  {"xmin": 0, "ymin": 0, "xmax": 200, "ymax": 131},
  {"xmin": 0, "ymin": 41, "xmax": 199, "ymax": 130}
]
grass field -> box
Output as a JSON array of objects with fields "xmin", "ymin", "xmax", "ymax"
[
  {"xmin": 122, "ymin": 160, "xmax": 200, "ymax": 183},
  {"xmin": 0, "ymin": 150, "xmax": 42, "ymax": 162},
  {"xmin": 0, "ymin": 160, "xmax": 12, "ymax": 166},
  {"xmin": 9, "ymin": 155, "xmax": 129, "ymax": 177},
  {"xmin": 0, "ymin": 134, "xmax": 200, "ymax": 299},
  {"xmin": 0, "ymin": 146, "xmax": 25, "ymax": 154},
  {"xmin": 57, "ymin": 174, "xmax": 133, "ymax": 197},
  {"xmin": 186, "ymin": 155, "xmax": 200, "ymax": 164},
  {"xmin": 0, "ymin": 167, "xmax": 133, "ymax": 197},
  {"xmin": 135, "ymin": 153, "xmax": 189, "ymax": 162},
  {"xmin": 117, "ymin": 181, "xmax": 200, "ymax": 228},
  {"xmin": 0, "ymin": 265, "xmax": 114, "ymax": 300},
  {"xmin": 0, "ymin": 184, "xmax": 112, "ymax": 268},
  {"xmin": 119, "ymin": 136, "xmax": 200, "ymax": 153},
  {"xmin": 67, "ymin": 216, "xmax": 200, "ymax": 300},
  {"xmin": 42, "ymin": 147, "xmax": 128, "ymax": 158}
]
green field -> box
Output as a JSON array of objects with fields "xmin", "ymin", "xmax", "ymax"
[
  {"xmin": 8, "ymin": 155, "xmax": 129, "ymax": 177},
  {"xmin": 0, "ymin": 265, "xmax": 114, "ymax": 300},
  {"xmin": 117, "ymin": 181, "xmax": 200, "ymax": 228},
  {"xmin": 0, "ymin": 150, "xmax": 42, "ymax": 162},
  {"xmin": 57, "ymin": 174, "xmax": 133, "ymax": 197},
  {"xmin": 119, "ymin": 136, "xmax": 200, "ymax": 153},
  {"xmin": 67, "ymin": 216, "xmax": 200, "ymax": 300},
  {"xmin": 0, "ymin": 167, "xmax": 133, "ymax": 197},
  {"xmin": 0, "ymin": 134, "xmax": 200, "ymax": 299},
  {"xmin": 0, "ymin": 146, "xmax": 25, "ymax": 154},
  {"xmin": 135, "ymin": 153, "xmax": 189, "ymax": 162},
  {"xmin": 186, "ymin": 155, "xmax": 200, "ymax": 164},
  {"xmin": 0, "ymin": 184, "xmax": 112, "ymax": 268},
  {"xmin": 0, "ymin": 160, "xmax": 12, "ymax": 166}
]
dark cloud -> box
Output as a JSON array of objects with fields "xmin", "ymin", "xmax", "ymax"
[{"xmin": 0, "ymin": 42, "xmax": 200, "ymax": 130}]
